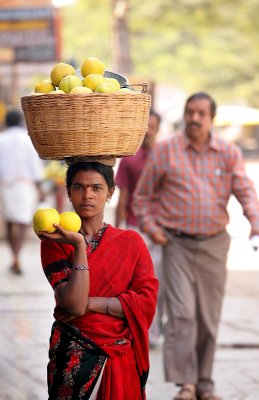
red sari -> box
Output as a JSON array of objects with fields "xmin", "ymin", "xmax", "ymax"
[{"xmin": 41, "ymin": 225, "xmax": 158, "ymax": 400}]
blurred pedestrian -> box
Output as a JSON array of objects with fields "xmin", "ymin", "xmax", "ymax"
[
  {"xmin": 39, "ymin": 161, "xmax": 158, "ymax": 399},
  {"xmin": 115, "ymin": 109, "xmax": 164, "ymax": 348},
  {"xmin": 44, "ymin": 160, "xmax": 68, "ymax": 212},
  {"xmin": 0, "ymin": 109, "xmax": 44, "ymax": 274},
  {"xmin": 133, "ymin": 92, "xmax": 259, "ymax": 400}
]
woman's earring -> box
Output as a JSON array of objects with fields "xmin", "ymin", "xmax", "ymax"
[{"xmin": 106, "ymin": 198, "xmax": 110, "ymax": 204}]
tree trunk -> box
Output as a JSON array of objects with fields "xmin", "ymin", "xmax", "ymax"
[{"xmin": 111, "ymin": 0, "xmax": 132, "ymax": 75}]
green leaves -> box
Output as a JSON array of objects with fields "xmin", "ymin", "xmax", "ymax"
[{"xmin": 61, "ymin": 0, "xmax": 259, "ymax": 106}]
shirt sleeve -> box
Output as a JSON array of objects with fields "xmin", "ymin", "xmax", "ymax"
[
  {"xmin": 230, "ymin": 144, "xmax": 259, "ymax": 235},
  {"xmin": 41, "ymin": 240, "xmax": 74, "ymax": 289},
  {"xmin": 132, "ymin": 145, "xmax": 164, "ymax": 234},
  {"xmin": 115, "ymin": 158, "xmax": 131, "ymax": 190}
]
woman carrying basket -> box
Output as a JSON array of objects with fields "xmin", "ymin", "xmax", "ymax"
[{"xmin": 38, "ymin": 160, "xmax": 158, "ymax": 400}]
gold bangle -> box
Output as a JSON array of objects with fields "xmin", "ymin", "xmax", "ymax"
[{"xmin": 106, "ymin": 297, "xmax": 112, "ymax": 314}]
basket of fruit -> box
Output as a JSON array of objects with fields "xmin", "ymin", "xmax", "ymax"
[{"xmin": 21, "ymin": 57, "xmax": 151, "ymax": 160}]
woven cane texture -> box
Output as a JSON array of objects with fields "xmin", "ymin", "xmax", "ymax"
[{"xmin": 21, "ymin": 93, "xmax": 151, "ymax": 160}]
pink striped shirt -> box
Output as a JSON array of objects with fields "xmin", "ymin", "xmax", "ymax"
[{"xmin": 133, "ymin": 133, "xmax": 259, "ymax": 236}]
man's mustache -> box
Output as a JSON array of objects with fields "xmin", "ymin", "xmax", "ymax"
[{"xmin": 187, "ymin": 122, "xmax": 201, "ymax": 128}]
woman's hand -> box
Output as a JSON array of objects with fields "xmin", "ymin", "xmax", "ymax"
[
  {"xmin": 38, "ymin": 224, "xmax": 84, "ymax": 248},
  {"xmin": 53, "ymin": 305, "xmax": 78, "ymax": 323}
]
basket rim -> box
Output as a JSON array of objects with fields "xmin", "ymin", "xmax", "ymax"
[{"xmin": 21, "ymin": 92, "xmax": 151, "ymax": 101}]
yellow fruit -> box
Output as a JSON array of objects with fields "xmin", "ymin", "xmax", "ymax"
[
  {"xmin": 104, "ymin": 77, "xmax": 120, "ymax": 90},
  {"xmin": 69, "ymin": 86, "xmax": 93, "ymax": 94},
  {"xmin": 44, "ymin": 161, "xmax": 67, "ymax": 183},
  {"xmin": 33, "ymin": 208, "xmax": 60, "ymax": 234},
  {"xmin": 49, "ymin": 90, "xmax": 66, "ymax": 94},
  {"xmin": 59, "ymin": 212, "xmax": 82, "ymax": 232},
  {"xmin": 35, "ymin": 80, "xmax": 55, "ymax": 93},
  {"xmin": 81, "ymin": 57, "xmax": 105, "ymax": 78},
  {"xmin": 83, "ymin": 74, "xmax": 105, "ymax": 91},
  {"xmin": 95, "ymin": 82, "xmax": 117, "ymax": 93},
  {"xmin": 59, "ymin": 75, "xmax": 83, "ymax": 93},
  {"xmin": 50, "ymin": 62, "xmax": 75, "ymax": 87}
]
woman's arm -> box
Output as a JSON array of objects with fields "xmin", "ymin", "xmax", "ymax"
[
  {"xmin": 40, "ymin": 225, "xmax": 89, "ymax": 317},
  {"xmin": 87, "ymin": 296, "xmax": 125, "ymax": 318},
  {"xmin": 54, "ymin": 296, "xmax": 125, "ymax": 322},
  {"xmin": 55, "ymin": 238, "xmax": 89, "ymax": 316}
]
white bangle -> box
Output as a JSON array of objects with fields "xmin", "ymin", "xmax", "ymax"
[{"xmin": 72, "ymin": 265, "xmax": 89, "ymax": 271}]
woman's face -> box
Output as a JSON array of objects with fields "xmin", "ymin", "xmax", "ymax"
[{"xmin": 69, "ymin": 170, "xmax": 114, "ymax": 220}]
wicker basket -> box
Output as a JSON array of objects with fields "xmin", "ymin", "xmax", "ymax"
[{"xmin": 21, "ymin": 92, "xmax": 151, "ymax": 160}]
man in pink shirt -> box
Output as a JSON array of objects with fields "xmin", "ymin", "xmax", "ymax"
[
  {"xmin": 115, "ymin": 109, "xmax": 163, "ymax": 348},
  {"xmin": 133, "ymin": 93, "xmax": 259, "ymax": 400}
]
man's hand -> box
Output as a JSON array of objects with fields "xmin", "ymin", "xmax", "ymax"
[
  {"xmin": 250, "ymin": 235, "xmax": 259, "ymax": 251},
  {"xmin": 149, "ymin": 227, "xmax": 168, "ymax": 245}
]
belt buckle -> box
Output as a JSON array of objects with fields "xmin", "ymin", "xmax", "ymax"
[{"xmin": 195, "ymin": 234, "xmax": 208, "ymax": 241}]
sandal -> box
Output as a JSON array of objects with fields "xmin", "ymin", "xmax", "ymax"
[
  {"xmin": 174, "ymin": 386, "xmax": 197, "ymax": 400},
  {"xmin": 196, "ymin": 391, "xmax": 222, "ymax": 400}
]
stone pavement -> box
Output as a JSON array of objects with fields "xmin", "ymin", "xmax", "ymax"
[{"xmin": 1, "ymin": 236, "xmax": 259, "ymax": 400}]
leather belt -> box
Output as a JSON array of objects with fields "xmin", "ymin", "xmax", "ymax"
[{"xmin": 167, "ymin": 229, "xmax": 223, "ymax": 241}]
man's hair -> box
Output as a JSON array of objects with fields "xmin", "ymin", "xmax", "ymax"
[
  {"xmin": 5, "ymin": 109, "xmax": 23, "ymax": 127},
  {"xmin": 185, "ymin": 92, "xmax": 217, "ymax": 118},
  {"xmin": 150, "ymin": 108, "xmax": 161, "ymax": 126}
]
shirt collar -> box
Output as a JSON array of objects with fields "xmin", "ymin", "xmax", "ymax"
[{"xmin": 180, "ymin": 132, "xmax": 220, "ymax": 151}]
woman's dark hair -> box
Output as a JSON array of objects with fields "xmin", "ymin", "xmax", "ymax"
[
  {"xmin": 66, "ymin": 162, "xmax": 115, "ymax": 193},
  {"xmin": 185, "ymin": 92, "xmax": 217, "ymax": 118}
]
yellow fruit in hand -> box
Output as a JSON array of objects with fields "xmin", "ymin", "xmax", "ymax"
[
  {"xmin": 59, "ymin": 75, "xmax": 83, "ymax": 93},
  {"xmin": 104, "ymin": 77, "xmax": 120, "ymax": 90},
  {"xmin": 81, "ymin": 57, "xmax": 105, "ymax": 78},
  {"xmin": 50, "ymin": 62, "xmax": 75, "ymax": 86},
  {"xmin": 33, "ymin": 208, "xmax": 60, "ymax": 234},
  {"xmin": 59, "ymin": 212, "xmax": 82, "ymax": 232},
  {"xmin": 69, "ymin": 86, "xmax": 93, "ymax": 94},
  {"xmin": 35, "ymin": 80, "xmax": 55, "ymax": 93},
  {"xmin": 95, "ymin": 82, "xmax": 117, "ymax": 93},
  {"xmin": 83, "ymin": 74, "xmax": 105, "ymax": 91}
]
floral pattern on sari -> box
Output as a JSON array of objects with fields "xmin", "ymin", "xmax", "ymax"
[{"xmin": 48, "ymin": 322, "xmax": 107, "ymax": 400}]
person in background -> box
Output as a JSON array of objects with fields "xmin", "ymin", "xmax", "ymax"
[
  {"xmin": 39, "ymin": 161, "xmax": 158, "ymax": 399},
  {"xmin": 115, "ymin": 109, "xmax": 164, "ymax": 348},
  {"xmin": 0, "ymin": 109, "xmax": 44, "ymax": 274},
  {"xmin": 133, "ymin": 92, "xmax": 259, "ymax": 400}
]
